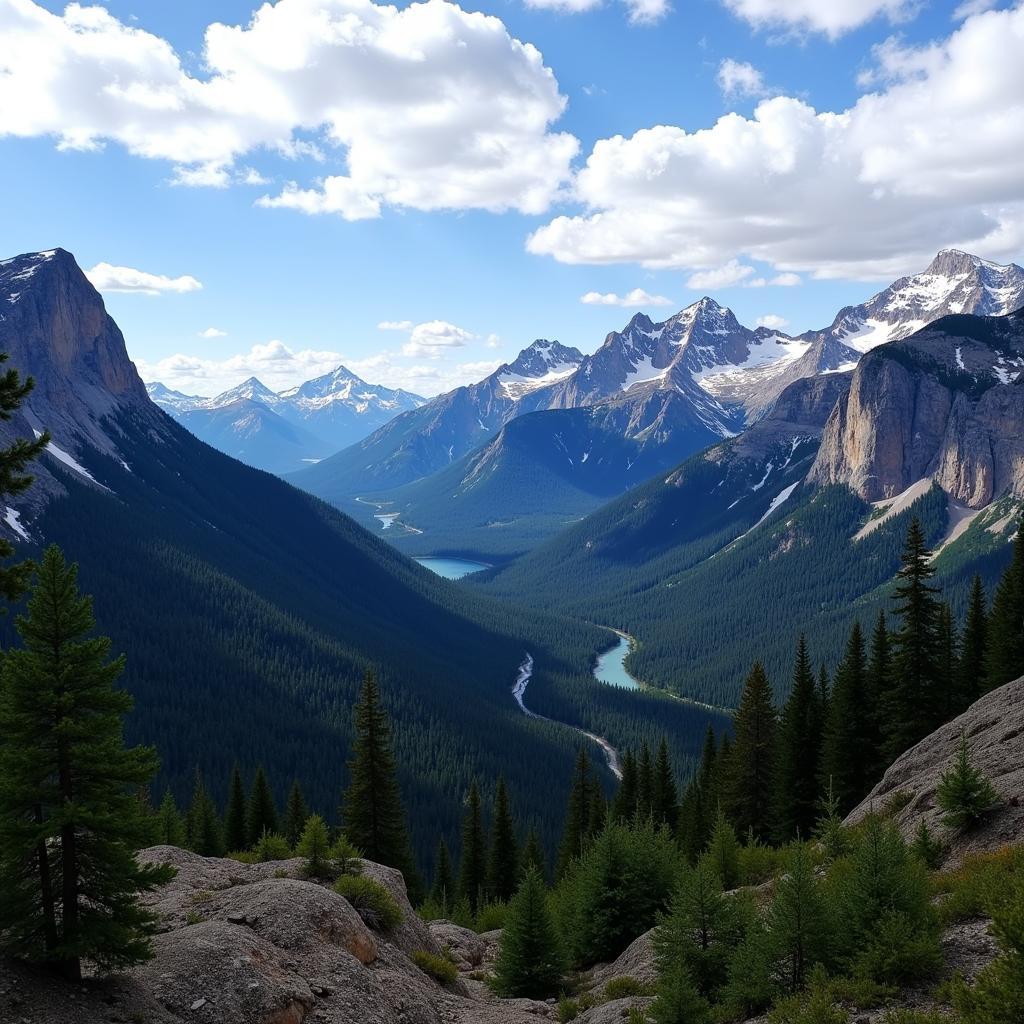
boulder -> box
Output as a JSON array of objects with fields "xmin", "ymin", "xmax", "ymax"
[
  {"xmin": 845, "ymin": 677, "xmax": 1024, "ymax": 866},
  {"xmin": 356, "ymin": 859, "xmax": 441, "ymax": 958},
  {"xmin": 588, "ymin": 929, "xmax": 658, "ymax": 989},
  {"xmin": 427, "ymin": 921, "xmax": 487, "ymax": 969},
  {"xmin": 576, "ymin": 997, "xmax": 653, "ymax": 1023}
]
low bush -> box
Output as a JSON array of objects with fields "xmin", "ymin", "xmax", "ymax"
[
  {"xmin": 604, "ymin": 976, "xmax": 654, "ymax": 1000},
  {"xmin": 411, "ymin": 949, "xmax": 458, "ymax": 986},
  {"xmin": 933, "ymin": 845, "xmax": 1024, "ymax": 925},
  {"xmin": 334, "ymin": 874, "xmax": 403, "ymax": 931},
  {"xmin": 252, "ymin": 831, "xmax": 293, "ymax": 862}
]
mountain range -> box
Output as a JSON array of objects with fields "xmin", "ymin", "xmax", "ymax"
[
  {"xmin": 147, "ymin": 369, "xmax": 425, "ymax": 473},
  {"xmin": 478, "ymin": 304, "xmax": 1024, "ymax": 706},
  {"xmin": 293, "ymin": 249, "xmax": 1024, "ymax": 559},
  {"xmin": 0, "ymin": 247, "xmax": 723, "ymax": 864}
]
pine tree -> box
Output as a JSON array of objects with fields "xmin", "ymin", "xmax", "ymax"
[
  {"xmin": 245, "ymin": 765, "xmax": 279, "ymax": 847},
  {"xmin": 295, "ymin": 815, "xmax": 333, "ymax": 878},
  {"xmin": 430, "ymin": 838, "xmax": 456, "ymax": 913},
  {"xmin": 651, "ymin": 737, "xmax": 679, "ymax": 832},
  {"xmin": 154, "ymin": 788, "xmax": 186, "ymax": 847},
  {"xmin": 866, "ymin": 610, "xmax": 893, "ymax": 781},
  {"xmin": 937, "ymin": 602, "xmax": 958, "ymax": 721},
  {"xmin": 768, "ymin": 841, "xmax": 828, "ymax": 994},
  {"xmin": 556, "ymin": 747, "xmax": 595, "ymax": 878},
  {"xmin": 588, "ymin": 784, "xmax": 606, "ymax": 837},
  {"xmin": 937, "ymin": 735, "xmax": 1000, "ymax": 832},
  {"xmin": 820, "ymin": 621, "xmax": 871, "ymax": 814},
  {"xmin": 521, "ymin": 828, "xmax": 547, "ymax": 882},
  {"xmin": 283, "ymin": 779, "xmax": 310, "ymax": 848},
  {"xmin": 726, "ymin": 661, "xmax": 777, "ymax": 841},
  {"xmin": 697, "ymin": 726, "xmax": 719, "ymax": 810},
  {"xmin": 986, "ymin": 519, "xmax": 1024, "ymax": 691},
  {"xmin": 491, "ymin": 868, "xmax": 564, "ymax": 998},
  {"xmin": 910, "ymin": 820, "xmax": 944, "ymax": 870},
  {"xmin": 702, "ymin": 809, "xmax": 740, "ymax": 891},
  {"xmin": 774, "ymin": 636, "xmax": 822, "ymax": 842},
  {"xmin": 958, "ymin": 574, "xmax": 988, "ymax": 705},
  {"xmin": 340, "ymin": 670, "xmax": 419, "ymax": 894},
  {"xmin": 0, "ymin": 353, "xmax": 48, "ymax": 603},
  {"xmin": 637, "ymin": 742, "xmax": 654, "ymax": 819},
  {"xmin": 886, "ymin": 517, "xmax": 944, "ymax": 757},
  {"xmin": 487, "ymin": 776, "xmax": 520, "ymax": 903},
  {"xmin": 611, "ymin": 749, "xmax": 639, "ymax": 823},
  {"xmin": 458, "ymin": 780, "xmax": 487, "ymax": 915},
  {"xmin": 0, "ymin": 546, "xmax": 173, "ymax": 979},
  {"xmin": 678, "ymin": 779, "xmax": 706, "ymax": 865},
  {"xmin": 650, "ymin": 964, "xmax": 712, "ymax": 1024},
  {"xmin": 186, "ymin": 770, "xmax": 223, "ymax": 857},
  {"xmin": 223, "ymin": 764, "xmax": 247, "ymax": 852}
]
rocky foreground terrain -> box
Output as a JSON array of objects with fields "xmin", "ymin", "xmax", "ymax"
[{"xmin": 2, "ymin": 679, "xmax": 1021, "ymax": 1024}]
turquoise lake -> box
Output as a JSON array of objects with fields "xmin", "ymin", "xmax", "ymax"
[
  {"xmin": 593, "ymin": 633, "xmax": 641, "ymax": 690},
  {"xmin": 414, "ymin": 556, "xmax": 490, "ymax": 580}
]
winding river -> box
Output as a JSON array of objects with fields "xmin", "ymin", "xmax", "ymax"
[
  {"xmin": 512, "ymin": 653, "xmax": 623, "ymax": 779},
  {"xmin": 593, "ymin": 631, "xmax": 641, "ymax": 690}
]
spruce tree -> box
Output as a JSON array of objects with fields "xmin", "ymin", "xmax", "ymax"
[
  {"xmin": 820, "ymin": 621, "xmax": 871, "ymax": 814},
  {"xmin": 556, "ymin": 747, "xmax": 595, "ymax": 878},
  {"xmin": 487, "ymin": 776, "xmax": 520, "ymax": 903},
  {"xmin": 866, "ymin": 610, "xmax": 893, "ymax": 781},
  {"xmin": 283, "ymin": 779, "xmax": 310, "ymax": 848},
  {"xmin": 295, "ymin": 815, "xmax": 333, "ymax": 878},
  {"xmin": 774, "ymin": 635, "xmax": 822, "ymax": 842},
  {"xmin": 937, "ymin": 602, "xmax": 958, "ymax": 721},
  {"xmin": 186, "ymin": 770, "xmax": 223, "ymax": 857},
  {"xmin": 986, "ymin": 519, "xmax": 1024, "ymax": 691},
  {"xmin": 637, "ymin": 742, "xmax": 654, "ymax": 819},
  {"xmin": 245, "ymin": 765, "xmax": 279, "ymax": 847},
  {"xmin": 0, "ymin": 546, "xmax": 173, "ymax": 979},
  {"xmin": 937, "ymin": 735, "xmax": 1000, "ymax": 832},
  {"xmin": 0, "ymin": 352, "xmax": 48, "ymax": 602},
  {"xmin": 768, "ymin": 841, "xmax": 828, "ymax": 994},
  {"xmin": 154, "ymin": 788, "xmax": 186, "ymax": 847},
  {"xmin": 697, "ymin": 726, "xmax": 719, "ymax": 810},
  {"xmin": 491, "ymin": 868, "xmax": 564, "ymax": 998},
  {"xmin": 430, "ymin": 838, "xmax": 456, "ymax": 913},
  {"xmin": 677, "ymin": 779, "xmax": 706, "ymax": 865},
  {"xmin": 702, "ymin": 809, "xmax": 740, "ymax": 891},
  {"xmin": 458, "ymin": 780, "xmax": 487, "ymax": 915},
  {"xmin": 223, "ymin": 764, "xmax": 247, "ymax": 852},
  {"xmin": 651, "ymin": 737, "xmax": 679, "ymax": 832},
  {"xmin": 521, "ymin": 828, "xmax": 547, "ymax": 882},
  {"xmin": 958, "ymin": 574, "xmax": 988, "ymax": 704},
  {"xmin": 886, "ymin": 517, "xmax": 943, "ymax": 757},
  {"xmin": 726, "ymin": 661, "xmax": 777, "ymax": 841},
  {"xmin": 340, "ymin": 670, "xmax": 419, "ymax": 894},
  {"xmin": 650, "ymin": 964, "xmax": 712, "ymax": 1024},
  {"xmin": 611, "ymin": 749, "xmax": 639, "ymax": 822}
]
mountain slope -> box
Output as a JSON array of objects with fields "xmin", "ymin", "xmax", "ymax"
[
  {"xmin": 478, "ymin": 312, "xmax": 1024, "ymax": 705},
  {"xmin": 149, "ymin": 366, "xmax": 424, "ymax": 474},
  {"xmin": 0, "ymin": 248, "xmax": 726, "ymax": 862}
]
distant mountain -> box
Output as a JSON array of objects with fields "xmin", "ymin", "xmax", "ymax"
[
  {"xmin": 147, "ymin": 366, "xmax": 425, "ymax": 473},
  {"xmin": 478, "ymin": 308, "xmax": 1024, "ymax": 707},
  {"xmin": 0, "ymin": 247, "xmax": 722, "ymax": 863}
]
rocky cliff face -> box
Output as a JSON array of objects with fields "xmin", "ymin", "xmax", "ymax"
[
  {"xmin": 0, "ymin": 249, "xmax": 164, "ymax": 510},
  {"xmin": 808, "ymin": 309, "xmax": 1024, "ymax": 507},
  {"xmin": 846, "ymin": 676, "xmax": 1024, "ymax": 867}
]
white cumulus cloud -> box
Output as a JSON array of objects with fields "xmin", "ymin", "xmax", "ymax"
[
  {"xmin": 198, "ymin": 327, "xmax": 228, "ymax": 338},
  {"xmin": 528, "ymin": 4, "xmax": 1024, "ymax": 280},
  {"xmin": 524, "ymin": 0, "xmax": 669, "ymax": 24},
  {"xmin": 403, "ymin": 320, "xmax": 476, "ymax": 357},
  {"xmin": 377, "ymin": 320, "xmax": 415, "ymax": 332},
  {"xmin": 721, "ymin": 0, "xmax": 917, "ymax": 38},
  {"xmin": 716, "ymin": 59, "xmax": 766, "ymax": 98},
  {"xmin": 686, "ymin": 260, "xmax": 755, "ymax": 289},
  {"xmin": 0, "ymin": 0, "xmax": 578, "ymax": 218},
  {"xmin": 85, "ymin": 262, "xmax": 202, "ymax": 295},
  {"xmin": 755, "ymin": 313, "xmax": 789, "ymax": 329},
  {"xmin": 580, "ymin": 288, "xmax": 674, "ymax": 306}
]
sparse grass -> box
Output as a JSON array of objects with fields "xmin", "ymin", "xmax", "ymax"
[
  {"xmin": 412, "ymin": 948, "xmax": 459, "ymax": 986},
  {"xmin": 334, "ymin": 874, "xmax": 403, "ymax": 931},
  {"xmin": 604, "ymin": 976, "xmax": 654, "ymax": 1000},
  {"xmin": 184, "ymin": 910, "xmax": 204, "ymax": 926},
  {"xmin": 933, "ymin": 845, "xmax": 1024, "ymax": 925}
]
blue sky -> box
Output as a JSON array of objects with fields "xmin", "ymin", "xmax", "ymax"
[{"xmin": 2, "ymin": 0, "xmax": 1022, "ymax": 396}]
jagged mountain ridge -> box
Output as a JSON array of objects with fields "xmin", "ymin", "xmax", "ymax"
[
  {"xmin": 148, "ymin": 365, "xmax": 425, "ymax": 474},
  {"xmin": 293, "ymin": 250, "xmax": 1024, "ymax": 510}
]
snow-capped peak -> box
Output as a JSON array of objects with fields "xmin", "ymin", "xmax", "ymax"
[{"xmin": 496, "ymin": 340, "xmax": 585, "ymax": 399}]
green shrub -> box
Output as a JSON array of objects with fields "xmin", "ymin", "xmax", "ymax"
[
  {"xmin": 768, "ymin": 969, "xmax": 850, "ymax": 1024},
  {"xmin": 933, "ymin": 845, "xmax": 1024, "ymax": 925},
  {"xmin": 909, "ymin": 821, "xmax": 944, "ymax": 871},
  {"xmin": 855, "ymin": 911, "xmax": 942, "ymax": 985},
  {"xmin": 737, "ymin": 834, "xmax": 784, "ymax": 886},
  {"xmin": 252, "ymin": 831, "xmax": 292, "ymax": 862},
  {"xmin": 822, "ymin": 975, "xmax": 895, "ymax": 1009},
  {"xmin": 226, "ymin": 849, "xmax": 257, "ymax": 864},
  {"xmin": 296, "ymin": 815, "xmax": 335, "ymax": 879},
  {"xmin": 417, "ymin": 896, "xmax": 447, "ymax": 922},
  {"xmin": 557, "ymin": 996, "xmax": 579, "ymax": 1022},
  {"xmin": 604, "ymin": 976, "xmax": 654, "ymax": 1000},
  {"xmin": 330, "ymin": 833, "xmax": 364, "ymax": 877},
  {"xmin": 411, "ymin": 949, "xmax": 458, "ymax": 986},
  {"xmin": 475, "ymin": 900, "xmax": 508, "ymax": 932},
  {"xmin": 334, "ymin": 874, "xmax": 403, "ymax": 931}
]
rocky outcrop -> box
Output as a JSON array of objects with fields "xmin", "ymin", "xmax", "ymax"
[
  {"xmin": 808, "ymin": 309, "xmax": 1024, "ymax": 506},
  {"xmin": 0, "ymin": 847, "xmax": 555, "ymax": 1024},
  {"xmin": 846, "ymin": 677, "xmax": 1024, "ymax": 866}
]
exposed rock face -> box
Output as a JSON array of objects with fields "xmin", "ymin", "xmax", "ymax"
[
  {"xmin": 808, "ymin": 309, "xmax": 1024, "ymax": 507},
  {"xmin": 0, "ymin": 847, "xmax": 556, "ymax": 1024},
  {"xmin": 846, "ymin": 677, "xmax": 1024, "ymax": 866}
]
